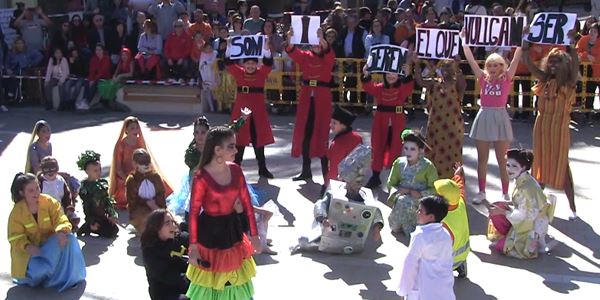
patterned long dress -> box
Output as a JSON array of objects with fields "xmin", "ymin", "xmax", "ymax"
[
  {"xmin": 531, "ymin": 80, "xmax": 575, "ymax": 188},
  {"xmin": 425, "ymin": 80, "xmax": 464, "ymax": 179}
]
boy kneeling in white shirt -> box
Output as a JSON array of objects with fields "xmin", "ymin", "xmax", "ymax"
[{"xmin": 397, "ymin": 195, "xmax": 455, "ymax": 300}]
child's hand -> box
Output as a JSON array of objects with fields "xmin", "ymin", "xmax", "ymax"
[
  {"xmin": 321, "ymin": 218, "xmax": 331, "ymax": 228},
  {"xmin": 241, "ymin": 107, "xmax": 252, "ymax": 119},
  {"xmin": 250, "ymin": 235, "xmax": 262, "ymax": 254},
  {"xmin": 453, "ymin": 162, "xmax": 464, "ymax": 177},
  {"xmin": 233, "ymin": 198, "xmax": 244, "ymax": 213}
]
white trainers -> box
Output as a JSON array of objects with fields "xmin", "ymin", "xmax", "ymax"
[
  {"xmin": 472, "ymin": 192, "xmax": 486, "ymax": 204},
  {"xmin": 568, "ymin": 211, "xmax": 578, "ymax": 220}
]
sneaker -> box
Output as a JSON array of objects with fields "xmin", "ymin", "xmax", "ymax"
[
  {"xmin": 0, "ymin": 105, "xmax": 7, "ymax": 112},
  {"xmin": 472, "ymin": 192, "xmax": 486, "ymax": 204},
  {"xmin": 502, "ymin": 193, "xmax": 510, "ymax": 201},
  {"xmin": 568, "ymin": 211, "xmax": 578, "ymax": 220}
]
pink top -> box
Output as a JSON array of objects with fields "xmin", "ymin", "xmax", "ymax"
[{"xmin": 478, "ymin": 75, "xmax": 513, "ymax": 107}]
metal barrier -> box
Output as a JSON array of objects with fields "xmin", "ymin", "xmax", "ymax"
[{"xmin": 213, "ymin": 58, "xmax": 600, "ymax": 113}]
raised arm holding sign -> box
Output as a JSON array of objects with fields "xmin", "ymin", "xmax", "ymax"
[
  {"xmin": 227, "ymin": 35, "xmax": 265, "ymax": 60},
  {"xmin": 463, "ymin": 15, "xmax": 525, "ymax": 47},
  {"xmin": 366, "ymin": 44, "xmax": 409, "ymax": 75},
  {"xmin": 291, "ymin": 15, "xmax": 321, "ymax": 45},
  {"xmin": 416, "ymin": 27, "xmax": 461, "ymax": 60}
]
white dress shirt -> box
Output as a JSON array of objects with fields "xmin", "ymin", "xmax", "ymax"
[{"xmin": 397, "ymin": 222, "xmax": 456, "ymax": 300}]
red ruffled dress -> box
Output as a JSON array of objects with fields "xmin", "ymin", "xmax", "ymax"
[{"xmin": 186, "ymin": 162, "xmax": 258, "ymax": 299}]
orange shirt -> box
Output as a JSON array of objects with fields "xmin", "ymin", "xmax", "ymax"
[
  {"xmin": 394, "ymin": 21, "xmax": 416, "ymax": 45},
  {"xmin": 189, "ymin": 21, "xmax": 213, "ymax": 42},
  {"xmin": 514, "ymin": 43, "xmax": 545, "ymax": 75},
  {"xmin": 576, "ymin": 35, "xmax": 600, "ymax": 78}
]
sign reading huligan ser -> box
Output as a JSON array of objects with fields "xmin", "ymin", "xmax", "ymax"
[
  {"xmin": 366, "ymin": 44, "xmax": 409, "ymax": 75},
  {"xmin": 416, "ymin": 27, "xmax": 461, "ymax": 60},
  {"xmin": 463, "ymin": 15, "xmax": 526, "ymax": 47}
]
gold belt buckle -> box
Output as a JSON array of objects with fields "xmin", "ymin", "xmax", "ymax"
[
  {"xmin": 241, "ymin": 86, "xmax": 250, "ymax": 93},
  {"xmin": 309, "ymin": 80, "xmax": 317, "ymax": 87},
  {"xmin": 395, "ymin": 106, "xmax": 403, "ymax": 114}
]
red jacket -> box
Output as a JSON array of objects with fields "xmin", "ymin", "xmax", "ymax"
[
  {"xmin": 88, "ymin": 53, "xmax": 112, "ymax": 81},
  {"xmin": 164, "ymin": 31, "xmax": 192, "ymax": 60},
  {"xmin": 326, "ymin": 130, "xmax": 362, "ymax": 183}
]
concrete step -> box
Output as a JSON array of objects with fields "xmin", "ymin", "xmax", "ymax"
[{"xmin": 118, "ymin": 84, "xmax": 203, "ymax": 115}]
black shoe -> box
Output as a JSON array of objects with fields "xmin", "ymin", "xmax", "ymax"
[
  {"xmin": 292, "ymin": 171, "xmax": 312, "ymax": 181},
  {"xmin": 365, "ymin": 175, "xmax": 382, "ymax": 189},
  {"xmin": 259, "ymin": 167, "xmax": 274, "ymax": 179},
  {"xmin": 77, "ymin": 226, "xmax": 90, "ymax": 237},
  {"xmin": 456, "ymin": 262, "xmax": 468, "ymax": 278}
]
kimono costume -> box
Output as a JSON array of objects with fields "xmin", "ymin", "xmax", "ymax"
[
  {"xmin": 397, "ymin": 223, "xmax": 455, "ymax": 300},
  {"xmin": 78, "ymin": 179, "xmax": 119, "ymax": 238},
  {"xmin": 7, "ymin": 194, "xmax": 86, "ymax": 291},
  {"xmin": 126, "ymin": 170, "xmax": 167, "ymax": 233},
  {"xmin": 326, "ymin": 129, "xmax": 362, "ymax": 185},
  {"xmin": 488, "ymin": 172, "xmax": 555, "ymax": 259},
  {"xmin": 361, "ymin": 75, "xmax": 415, "ymax": 172},
  {"xmin": 286, "ymin": 45, "xmax": 336, "ymax": 159},
  {"xmin": 186, "ymin": 162, "xmax": 258, "ymax": 300},
  {"xmin": 38, "ymin": 174, "xmax": 80, "ymax": 230},
  {"xmin": 142, "ymin": 232, "xmax": 190, "ymax": 300},
  {"xmin": 387, "ymin": 156, "xmax": 438, "ymax": 234},
  {"xmin": 167, "ymin": 140, "xmax": 202, "ymax": 217}
]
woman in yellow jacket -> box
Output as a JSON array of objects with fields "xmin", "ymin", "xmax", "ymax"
[{"xmin": 7, "ymin": 173, "xmax": 86, "ymax": 291}]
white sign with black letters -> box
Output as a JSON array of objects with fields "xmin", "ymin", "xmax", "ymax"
[
  {"xmin": 463, "ymin": 15, "xmax": 526, "ymax": 47},
  {"xmin": 366, "ymin": 44, "xmax": 409, "ymax": 75},
  {"xmin": 526, "ymin": 12, "xmax": 577, "ymax": 45},
  {"xmin": 291, "ymin": 15, "xmax": 320, "ymax": 45},
  {"xmin": 228, "ymin": 35, "xmax": 264, "ymax": 59},
  {"xmin": 416, "ymin": 28, "xmax": 460, "ymax": 60}
]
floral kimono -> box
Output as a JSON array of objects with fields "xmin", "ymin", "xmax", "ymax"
[{"xmin": 386, "ymin": 156, "xmax": 438, "ymax": 234}]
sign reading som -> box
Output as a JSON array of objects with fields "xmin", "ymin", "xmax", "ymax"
[{"xmin": 228, "ymin": 35, "xmax": 264, "ymax": 59}]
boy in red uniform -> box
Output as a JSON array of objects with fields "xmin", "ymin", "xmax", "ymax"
[
  {"xmin": 225, "ymin": 37, "xmax": 274, "ymax": 178},
  {"xmin": 324, "ymin": 106, "xmax": 363, "ymax": 195},
  {"xmin": 361, "ymin": 66, "xmax": 414, "ymax": 188},
  {"xmin": 285, "ymin": 27, "xmax": 336, "ymax": 181}
]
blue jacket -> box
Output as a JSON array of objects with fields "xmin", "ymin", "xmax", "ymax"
[{"xmin": 6, "ymin": 49, "xmax": 43, "ymax": 71}]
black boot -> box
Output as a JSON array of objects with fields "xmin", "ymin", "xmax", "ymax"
[
  {"xmin": 293, "ymin": 155, "xmax": 312, "ymax": 181},
  {"xmin": 365, "ymin": 171, "xmax": 382, "ymax": 189},
  {"xmin": 255, "ymin": 147, "xmax": 274, "ymax": 178},
  {"xmin": 234, "ymin": 146, "xmax": 245, "ymax": 165}
]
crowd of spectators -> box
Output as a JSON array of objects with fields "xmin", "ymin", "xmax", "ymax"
[{"xmin": 0, "ymin": 0, "xmax": 598, "ymax": 116}]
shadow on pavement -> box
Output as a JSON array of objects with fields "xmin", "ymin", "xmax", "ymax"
[
  {"xmin": 454, "ymin": 278, "xmax": 497, "ymax": 300},
  {"xmin": 126, "ymin": 236, "xmax": 144, "ymax": 267},
  {"xmin": 79, "ymin": 236, "xmax": 116, "ymax": 267},
  {"xmin": 4, "ymin": 280, "xmax": 86, "ymax": 300},
  {"xmin": 552, "ymin": 217, "xmax": 600, "ymax": 261},
  {"xmin": 296, "ymin": 181, "xmax": 322, "ymax": 204}
]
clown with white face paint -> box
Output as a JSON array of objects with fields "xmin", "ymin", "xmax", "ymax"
[
  {"xmin": 386, "ymin": 130, "xmax": 438, "ymax": 235},
  {"xmin": 487, "ymin": 149, "xmax": 556, "ymax": 259}
]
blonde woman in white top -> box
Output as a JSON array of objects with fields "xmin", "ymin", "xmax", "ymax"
[{"xmin": 44, "ymin": 48, "xmax": 69, "ymax": 110}]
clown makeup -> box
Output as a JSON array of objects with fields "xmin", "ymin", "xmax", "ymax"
[
  {"xmin": 403, "ymin": 141, "xmax": 422, "ymax": 164},
  {"xmin": 506, "ymin": 158, "xmax": 526, "ymax": 180}
]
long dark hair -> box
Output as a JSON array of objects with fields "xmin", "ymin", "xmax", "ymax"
[
  {"xmin": 51, "ymin": 47, "xmax": 64, "ymax": 65},
  {"xmin": 140, "ymin": 209, "xmax": 170, "ymax": 248},
  {"xmin": 198, "ymin": 126, "xmax": 235, "ymax": 170},
  {"xmin": 11, "ymin": 173, "xmax": 37, "ymax": 203}
]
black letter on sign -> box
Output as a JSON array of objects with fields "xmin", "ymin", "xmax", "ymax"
[
  {"xmin": 301, "ymin": 16, "xmax": 311, "ymax": 44},
  {"xmin": 509, "ymin": 16, "xmax": 524, "ymax": 46},
  {"xmin": 543, "ymin": 14, "xmax": 568, "ymax": 44},
  {"xmin": 528, "ymin": 14, "xmax": 546, "ymax": 43}
]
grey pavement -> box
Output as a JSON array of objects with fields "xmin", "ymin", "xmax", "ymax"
[{"xmin": 0, "ymin": 107, "xmax": 599, "ymax": 300}]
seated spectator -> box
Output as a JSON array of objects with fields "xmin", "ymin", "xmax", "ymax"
[
  {"xmin": 70, "ymin": 15, "xmax": 88, "ymax": 53},
  {"xmin": 394, "ymin": 8, "xmax": 416, "ymax": 47},
  {"xmin": 66, "ymin": 47, "xmax": 87, "ymax": 111},
  {"xmin": 44, "ymin": 48, "xmax": 69, "ymax": 111},
  {"xmin": 211, "ymin": 26, "xmax": 228, "ymax": 55},
  {"xmin": 377, "ymin": 7, "xmax": 396, "ymax": 39},
  {"xmin": 148, "ymin": 0, "xmax": 186, "ymax": 40},
  {"xmin": 364, "ymin": 19, "xmax": 390, "ymax": 58},
  {"xmin": 236, "ymin": 0, "xmax": 249, "ymax": 21},
  {"xmin": 190, "ymin": 8, "xmax": 213, "ymax": 42},
  {"xmin": 97, "ymin": 48, "xmax": 134, "ymax": 111},
  {"xmin": 4, "ymin": 38, "xmax": 43, "ymax": 100},
  {"xmin": 13, "ymin": 7, "xmax": 52, "ymax": 53},
  {"xmin": 243, "ymin": 5, "xmax": 264, "ymax": 35},
  {"xmin": 82, "ymin": 43, "xmax": 111, "ymax": 110},
  {"xmin": 263, "ymin": 19, "xmax": 284, "ymax": 55},
  {"xmin": 358, "ymin": 6, "xmax": 373, "ymax": 31},
  {"xmin": 88, "ymin": 14, "xmax": 110, "ymax": 51},
  {"xmin": 180, "ymin": 11, "xmax": 191, "ymax": 33},
  {"xmin": 110, "ymin": 0, "xmax": 129, "ymax": 24},
  {"xmin": 164, "ymin": 19, "xmax": 193, "ymax": 81},
  {"xmin": 50, "ymin": 21, "xmax": 73, "ymax": 55},
  {"xmin": 127, "ymin": 11, "xmax": 147, "ymax": 55},
  {"xmin": 230, "ymin": 16, "xmax": 243, "ymax": 35},
  {"xmin": 206, "ymin": 5, "xmax": 227, "ymax": 27},
  {"xmin": 136, "ymin": 19, "xmax": 163, "ymax": 80},
  {"xmin": 107, "ymin": 20, "xmax": 128, "ymax": 64}
]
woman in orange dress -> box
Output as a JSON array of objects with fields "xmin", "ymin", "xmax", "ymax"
[
  {"xmin": 414, "ymin": 58, "xmax": 466, "ymax": 179},
  {"xmin": 522, "ymin": 43, "xmax": 579, "ymax": 220},
  {"xmin": 109, "ymin": 116, "xmax": 172, "ymax": 209}
]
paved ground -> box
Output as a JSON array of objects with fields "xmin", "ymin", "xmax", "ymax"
[{"xmin": 0, "ymin": 107, "xmax": 599, "ymax": 300}]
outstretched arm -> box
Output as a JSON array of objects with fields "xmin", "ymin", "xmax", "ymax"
[
  {"xmin": 460, "ymin": 30, "xmax": 484, "ymax": 79},
  {"xmin": 567, "ymin": 44, "xmax": 580, "ymax": 86},
  {"xmin": 521, "ymin": 42, "xmax": 546, "ymax": 81},
  {"xmin": 506, "ymin": 47, "xmax": 522, "ymax": 79}
]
